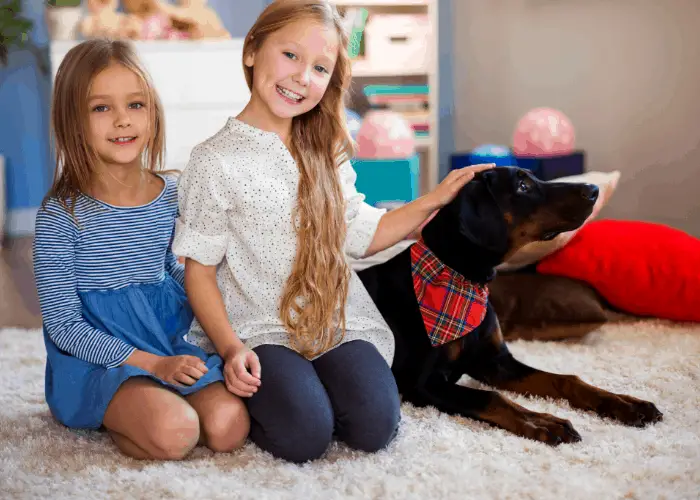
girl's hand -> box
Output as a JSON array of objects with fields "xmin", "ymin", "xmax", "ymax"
[
  {"xmin": 151, "ymin": 355, "xmax": 209, "ymax": 387},
  {"xmin": 223, "ymin": 346, "xmax": 261, "ymax": 398},
  {"xmin": 426, "ymin": 163, "xmax": 496, "ymax": 210}
]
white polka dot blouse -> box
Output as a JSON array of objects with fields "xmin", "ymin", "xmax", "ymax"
[{"xmin": 171, "ymin": 117, "xmax": 395, "ymax": 364}]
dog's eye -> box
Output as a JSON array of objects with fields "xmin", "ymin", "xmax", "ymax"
[{"xmin": 517, "ymin": 179, "xmax": 530, "ymax": 193}]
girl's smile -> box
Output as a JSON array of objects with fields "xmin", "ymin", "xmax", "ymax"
[
  {"xmin": 276, "ymin": 84, "xmax": 306, "ymax": 104},
  {"xmin": 108, "ymin": 136, "xmax": 138, "ymax": 145}
]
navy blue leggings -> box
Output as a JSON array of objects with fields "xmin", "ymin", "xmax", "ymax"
[{"xmin": 245, "ymin": 340, "xmax": 401, "ymax": 463}]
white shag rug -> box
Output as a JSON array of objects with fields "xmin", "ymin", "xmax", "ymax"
[{"xmin": 1, "ymin": 322, "xmax": 699, "ymax": 500}]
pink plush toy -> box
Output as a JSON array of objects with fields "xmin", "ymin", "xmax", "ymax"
[
  {"xmin": 512, "ymin": 107, "xmax": 576, "ymax": 157},
  {"xmin": 140, "ymin": 13, "xmax": 168, "ymax": 39},
  {"xmin": 141, "ymin": 12, "xmax": 189, "ymax": 40},
  {"xmin": 355, "ymin": 110, "xmax": 416, "ymax": 159}
]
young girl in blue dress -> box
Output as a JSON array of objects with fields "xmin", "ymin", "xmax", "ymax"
[{"xmin": 33, "ymin": 39, "xmax": 249, "ymax": 461}]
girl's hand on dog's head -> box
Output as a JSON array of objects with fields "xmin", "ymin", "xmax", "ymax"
[{"xmin": 427, "ymin": 163, "xmax": 496, "ymax": 210}]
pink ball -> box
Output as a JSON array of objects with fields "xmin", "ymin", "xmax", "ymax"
[
  {"xmin": 512, "ymin": 107, "xmax": 576, "ymax": 157},
  {"xmin": 355, "ymin": 110, "xmax": 416, "ymax": 159}
]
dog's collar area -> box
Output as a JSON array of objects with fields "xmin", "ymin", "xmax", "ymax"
[
  {"xmin": 417, "ymin": 228, "xmax": 500, "ymax": 284},
  {"xmin": 411, "ymin": 239, "xmax": 489, "ymax": 347}
]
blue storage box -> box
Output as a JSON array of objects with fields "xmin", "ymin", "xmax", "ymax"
[
  {"xmin": 450, "ymin": 150, "xmax": 586, "ymax": 181},
  {"xmin": 514, "ymin": 151, "xmax": 586, "ymax": 180},
  {"xmin": 466, "ymin": 144, "xmax": 516, "ymax": 167},
  {"xmin": 350, "ymin": 154, "xmax": 420, "ymax": 207}
]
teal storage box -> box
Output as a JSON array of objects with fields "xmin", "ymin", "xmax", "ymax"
[{"xmin": 350, "ymin": 154, "xmax": 420, "ymax": 207}]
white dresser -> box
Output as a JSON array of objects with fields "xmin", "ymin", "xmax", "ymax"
[{"xmin": 49, "ymin": 39, "xmax": 250, "ymax": 172}]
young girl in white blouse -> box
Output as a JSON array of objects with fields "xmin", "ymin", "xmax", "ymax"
[{"xmin": 173, "ymin": 0, "xmax": 493, "ymax": 463}]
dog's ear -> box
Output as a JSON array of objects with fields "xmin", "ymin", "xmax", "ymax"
[
  {"xmin": 454, "ymin": 173, "xmax": 509, "ymax": 253},
  {"xmin": 422, "ymin": 171, "xmax": 509, "ymax": 255}
]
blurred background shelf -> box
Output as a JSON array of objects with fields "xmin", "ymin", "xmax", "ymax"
[
  {"xmin": 351, "ymin": 58, "xmax": 428, "ymax": 77},
  {"xmin": 331, "ymin": 0, "xmax": 431, "ymax": 7},
  {"xmin": 332, "ymin": 0, "xmax": 439, "ymax": 195}
]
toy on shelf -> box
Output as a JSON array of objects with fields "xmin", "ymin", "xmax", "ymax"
[
  {"xmin": 513, "ymin": 107, "xmax": 576, "ymax": 157},
  {"xmin": 117, "ymin": 0, "xmax": 179, "ymax": 40},
  {"xmin": 351, "ymin": 109, "xmax": 419, "ymax": 210},
  {"xmin": 140, "ymin": 11, "xmax": 189, "ymax": 40},
  {"xmin": 79, "ymin": 0, "xmax": 230, "ymax": 41},
  {"xmin": 79, "ymin": 0, "xmax": 135, "ymax": 40},
  {"xmin": 158, "ymin": 0, "xmax": 231, "ymax": 40},
  {"xmin": 355, "ymin": 109, "xmax": 415, "ymax": 159}
]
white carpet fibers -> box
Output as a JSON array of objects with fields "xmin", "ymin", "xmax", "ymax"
[{"xmin": 1, "ymin": 321, "xmax": 699, "ymax": 500}]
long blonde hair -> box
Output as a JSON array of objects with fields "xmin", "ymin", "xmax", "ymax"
[
  {"xmin": 243, "ymin": 0, "xmax": 355, "ymax": 359},
  {"xmin": 46, "ymin": 38, "xmax": 166, "ymax": 215}
]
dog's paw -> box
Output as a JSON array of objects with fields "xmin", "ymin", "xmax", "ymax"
[
  {"xmin": 518, "ymin": 411, "xmax": 582, "ymax": 446},
  {"xmin": 598, "ymin": 394, "xmax": 663, "ymax": 427}
]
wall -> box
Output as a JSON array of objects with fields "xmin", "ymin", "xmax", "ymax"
[
  {"xmin": 0, "ymin": 0, "xmax": 269, "ymax": 237},
  {"xmin": 437, "ymin": 0, "xmax": 455, "ymax": 182},
  {"xmin": 452, "ymin": 0, "xmax": 700, "ymax": 237}
]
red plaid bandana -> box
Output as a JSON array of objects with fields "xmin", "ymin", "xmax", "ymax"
[{"xmin": 411, "ymin": 239, "xmax": 489, "ymax": 347}]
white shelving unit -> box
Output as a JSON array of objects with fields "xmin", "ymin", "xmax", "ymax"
[{"xmin": 331, "ymin": 0, "xmax": 440, "ymax": 193}]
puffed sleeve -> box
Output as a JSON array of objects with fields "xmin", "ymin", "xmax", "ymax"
[
  {"xmin": 172, "ymin": 144, "xmax": 233, "ymax": 266},
  {"xmin": 339, "ymin": 160, "xmax": 387, "ymax": 259}
]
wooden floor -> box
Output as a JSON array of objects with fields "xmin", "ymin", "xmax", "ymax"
[{"xmin": 0, "ymin": 237, "xmax": 42, "ymax": 329}]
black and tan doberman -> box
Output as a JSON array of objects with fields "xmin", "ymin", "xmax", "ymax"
[{"xmin": 357, "ymin": 167, "xmax": 662, "ymax": 445}]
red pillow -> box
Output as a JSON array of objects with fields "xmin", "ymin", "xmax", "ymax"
[{"xmin": 536, "ymin": 219, "xmax": 700, "ymax": 322}]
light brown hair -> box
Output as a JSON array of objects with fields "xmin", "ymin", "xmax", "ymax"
[
  {"xmin": 243, "ymin": 0, "xmax": 355, "ymax": 359},
  {"xmin": 46, "ymin": 38, "xmax": 166, "ymax": 215}
]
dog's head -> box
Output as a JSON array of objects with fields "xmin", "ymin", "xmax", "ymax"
[{"xmin": 422, "ymin": 166, "xmax": 599, "ymax": 266}]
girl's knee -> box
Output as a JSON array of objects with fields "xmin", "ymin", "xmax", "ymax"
[
  {"xmin": 146, "ymin": 404, "xmax": 200, "ymax": 460},
  {"xmin": 201, "ymin": 397, "xmax": 251, "ymax": 453},
  {"xmin": 251, "ymin": 401, "xmax": 334, "ymax": 464},
  {"xmin": 340, "ymin": 385, "xmax": 402, "ymax": 453},
  {"xmin": 263, "ymin": 418, "xmax": 333, "ymax": 464},
  {"xmin": 349, "ymin": 409, "xmax": 400, "ymax": 453}
]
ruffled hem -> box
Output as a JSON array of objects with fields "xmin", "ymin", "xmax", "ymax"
[{"xmin": 44, "ymin": 275, "xmax": 226, "ymax": 429}]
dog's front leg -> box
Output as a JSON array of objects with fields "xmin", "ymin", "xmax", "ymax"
[
  {"xmin": 483, "ymin": 354, "xmax": 663, "ymax": 428},
  {"xmin": 410, "ymin": 373, "xmax": 581, "ymax": 446},
  {"xmin": 468, "ymin": 314, "xmax": 663, "ymax": 428}
]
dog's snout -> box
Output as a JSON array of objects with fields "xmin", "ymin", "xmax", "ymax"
[{"xmin": 581, "ymin": 184, "xmax": 599, "ymax": 201}]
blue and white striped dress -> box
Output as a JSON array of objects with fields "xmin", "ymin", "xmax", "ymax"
[{"xmin": 33, "ymin": 174, "xmax": 225, "ymax": 429}]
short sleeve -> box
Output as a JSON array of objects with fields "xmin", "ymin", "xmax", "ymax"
[
  {"xmin": 172, "ymin": 144, "xmax": 233, "ymax": 266},
  {"xmin": 339, "ymin": 160, "xmax": 387, "ymax": 259}
]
